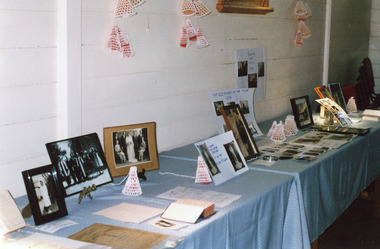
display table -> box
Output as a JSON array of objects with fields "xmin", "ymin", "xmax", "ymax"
[
  {"xmin": 10, "ymin": 156, "xmax": 304, "ymax": 249},
  {"xmin": 159, "ymin": 114, "xmax": 380, "ymax": 245}
]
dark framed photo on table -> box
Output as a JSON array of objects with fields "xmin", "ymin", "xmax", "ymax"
[
  {"xmin": 290, "ymin": 95, "xmax": 314, "ymax": 129},
  {"xmin": 220, "ymin": 104, "xmax": 260, "ymax": 162},
  {"xmin": 46, "ymin": 133, "xmax": 113, "ymax": 197},
  {"xmin": 103, "ymin": 122, "xmax": 159, "ymax": 178},
  {"xmin": 328, "ymin": 82, "xmax": 348, "ymax": 113},
  {"xmin": 22, "ymin": 165, "xmax": 68, "ymax": 225}
]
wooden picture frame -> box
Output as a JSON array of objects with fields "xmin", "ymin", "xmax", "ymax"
[
  {"xmin": 290, "ymin": 95, "xmax": 314, "ymax": 129},
  {"xmin": 220, "ymin": 104, "xmax": 260, "ymax": 161},
  {"xmin": 328, "ymin": 82, "xmax": 348, "ymax": 113},
  {"xmin": 216, "ymin": 0, "xmax": 274, "ymax": 15},
  {"xmin": 22, "ymin": 165, "xmax": 68, "ymax": 225},
  {"xmin": 103, "ymin": 122, "xmax": 159, "ymax": 178},
  {"xmin": 314, "ymin": 86, "xmax": 334, "ymax": 100},
  {"xmin": 46, "ymin": 133, "xmax": 113, "ymax": 197}
]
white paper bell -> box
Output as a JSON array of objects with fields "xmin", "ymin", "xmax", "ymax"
[
  {"xmin": 186, "ymin": 19, "xmax": 197, "ymax": 41},
  {"xmin": 119, "ymin": 33, "xmax": 135, "ymax": 57},
  {"xmin": 195, "ymin": 156, "xmax": 212, "ymax": 184},
  {"xmin": 180, "ymin": 0, "xmax": 196, "ymax": 16},
  {"xmin": 129, "ymin": 0, "xmax": 145, "ymax": 7},
  {"xmin": 116, "ymin": 0, "xmax": 137, "ymax": 18},
  {"xmin": 347, "ymin": 97, "xmax": 357, "ymax": 113},
  {"xmin": 267, "ymin": 121, "xmax": 277, "ymax": 138},
  {"xmin": 298, "ymin": 21, "xmax": 311, "ymax": 38},
  {"xmin": 294, "ymin": 1, "xmax": 306, "ymax": 16},
  {"xmin": 107, "ymin": 25, "xmax": 122, "ymax": 52},
  {"xmin": 295, "ymin": 29, "xmax": 303, "ymax": 45},
  {"xmin": 179, "ymin": 26, "xmax": 189, "ymax": 48},
  {"xmin": 196, "ymin": 28, "xmax": 209, "ymax": 48},
  {"xmin": 270, "ymin": 121, "xmax": 286, "ymax": 142},
  {"xmin": 193, "ymin": 0, "xmax": 211, "ymax": 18},
  {"xmin": 304, "ymin": 3, "xmax": 312, "ymax": 18},
  {"xmin": 122, "ymin": 166, "xmax": 142, "ymax": 196},
  {"xmin": 284, "ymin": 115, "xmax": 299, "ymax": 136}
]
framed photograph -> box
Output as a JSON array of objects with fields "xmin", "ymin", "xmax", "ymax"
[
  {"xmin": 22, "ymin": 165, "xmax": 68, "ymax": 225},
  {"xmin": 328, "ymin": 82, "xmax": 348, "ymax": 113},
  {"xmin": 103, "ymin": 122, "xmax": 159, "ymax": 178},
  {"xmin": 220, "ymin": 104, "xmax": 260, "ymax": 161},
  {"xmin": 290, "ymin": 95, "xmax": 314, "ymax": 129},
  {"xmin": 314, "ymin": 86, "xmax": 334, "ymax": 100},
  {"xmin": 46, "ymin": 133, "xmax": 113, "ymax": 197}
]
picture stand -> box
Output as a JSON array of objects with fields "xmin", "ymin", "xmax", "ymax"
[{"xmin": 78, "ymin": 184, "xmax": 97, "ymax": 204}]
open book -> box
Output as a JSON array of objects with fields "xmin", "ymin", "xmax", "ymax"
[{"xmin": 0, "ymin": 189, "xmax": 26, "ymax": 235}]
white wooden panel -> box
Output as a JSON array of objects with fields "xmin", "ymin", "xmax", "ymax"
[
  {"xmin": 0, "ymin": 10, "xmax": 57, "ymax": 48},
  {"xmin": 0, "ymin": 1, "xmax": 57, "ymax": 11}
]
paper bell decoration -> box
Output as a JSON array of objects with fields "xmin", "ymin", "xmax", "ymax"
[
  {"xmin": 180, "ymin": 0, "xmax": 197, "ymax": 16},
  {"xmin": 294, "ymin": 1, "xmax": 306, "ymax": 16},
  {"xmin": 116, "ymin": 0, "xmax": 137, "ymax": 18},
  {"xmin": 267, "ymin": 121, "xmax": 277, "ymax": 138},
  {"xmin": 122, "ymin": 166, "xmax": 142, "ymax": 196},
  {"xmin": 304, "ymin": 3, "xmax": 312, "ymax": 18},
  {"xmin": 107, "ymin": 26, "xmax": 122, "ymax": 52},
  {"xmin": 347, "ymin": 97, "xmax": 357, "ymax": 113},
  {"xmin": 298, "ymin": 21, "xmax": 311, "ymax": 38},
  {"xmin": 195, "ymin": 156, "xmax": 212, "ymax": 184},
  {"xmin": 284, "ymin": 115, "xmax": 299, "ymax": 136},
  {"xmin": 129, "ymin": 0, "xmax": 145, "ymax": 7},
  {"xmin": 107, "ymin": 25, "xmax": 135, "ymax": 57},
  {"xmin": 270, "ymin": 121, "xmax": 286, "ymax": 142},
  {"xmin": 179, "ymin": 26, "xmax": 190, "ymax": 48},
  {"xmin": 295, "ymin": 29, "xmax": 303, "ymax": 45},
  {"xmin": 196, "ymin": 28, "xmax": 209, "ymax": 48},
  {"xmin": 193, "ymin": 0, "xmax": 211, "ymax": 18},
  {"xmin": 186, "ymin": 19, "xmax": 197, "ymax": 41}
]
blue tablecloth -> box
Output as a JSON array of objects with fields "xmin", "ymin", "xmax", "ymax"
[
  {"xmin": 12, "ymin": 156, "xmax": 305, "ymax": 249},
  {"xmin": 159, "ymin": 115, "xmax": 380, "ymax": 244}
]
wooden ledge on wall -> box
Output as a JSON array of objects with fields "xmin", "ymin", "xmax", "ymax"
[{"xmin": 216, "ymin": 0, "xmax": 274, "ymax": 15}]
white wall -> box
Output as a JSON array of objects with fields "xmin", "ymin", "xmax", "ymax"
[{"xmin": 0, "ymin": 0, "xmax": 371, "ymax": 197}]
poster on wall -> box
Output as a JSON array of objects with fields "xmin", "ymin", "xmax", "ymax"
[
  {"xmin": 235, "ymin": 48, "xmax": 267, "ymax": 101},
  {"xmin": 194, "ymin": 131, "xmax": 249, "ymax": 186},
  {"xmin": 210, "ymin": 88, "xmax": 262, "ymax": 137}
]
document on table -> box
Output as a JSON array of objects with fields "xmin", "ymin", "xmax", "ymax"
[
  {"xmin": 0, "ymin": 189, "xmax": 26, "ymax": 235},
  {"xmin": 93, "ymin": 203, "xmax": 164, "ymax": 223},
  {"xmin": 156, "ymin": 186, "xmax": 241, "ymax": 208}
]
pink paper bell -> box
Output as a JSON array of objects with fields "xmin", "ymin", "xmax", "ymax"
[
  {"xmin": 196, "ymin": 28, "xmax": 210, "ymax": 48},
  {"xmin": 186, "ymin": 19, "xmax": 197, "ymax": 41},
  {"xmin": 267, "ymin": 121, "xmax": 277, "ymax": 138},
  {"xmin": 304, "ymin": 3, "xmax": 312, "ymax": 18},
  {"xmin": 116, "ymin": 0, "xmax": 136, "ymax": 18},
  {"xmin": 284, "ymin": 115, "xmax": 299, "ymax": 136},
  {"xmin": 107, "ymin": 26, "xmax": 122, "ymax": 52},
  {"xmin": 294, "ymin": 1, "xmax": 306, "ymax": 16},
  {"xmin": 298, "ymin": 21, "xmax": 311, "ymax": 38},
  {"xmin": 270, "ymin": 121, "xmax": 286, "ymax": 142},
  {"xmin": 193, "ymin": 0, "xmax": 211, "ymax": 18},
  {"xmin": 129, "ymin": 0, "xmax": 145, "ymax": 7},
  {"xmin": 347, "ymin": 97, "xmax": 357, "ymax": 113},
  {"xmin": 195, "ymin": 156, "xmax": 212, "ymax": 184},
  {"xmin": 295, "ymin": 29, "xmax": 303, "ymax": 45},
  {"xmin": 122, "ymin": 166, "xmax": 142, "ymax": 196},
  {"xmin": 179, "ymin": 26, "xmax": 190, "ymax": 48},
  {"xmin": 180, "ymin": 0, "xmax": 197, "ymax": 16}
]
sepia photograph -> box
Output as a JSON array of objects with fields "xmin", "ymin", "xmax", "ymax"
[
  {"xmin": 22, "ymin": 165, "xmax": 68, "ymax": 225},
  {"xmin": 46, "ymin": 133, "xmax": 113, "ymax": 197},
  {"xmin": 104, "ymin": 122, "xmax": 159, "ymax": 177},
  {"xmin": 290, "ymin": 95, "xmax": 314, "ymax": 129}
]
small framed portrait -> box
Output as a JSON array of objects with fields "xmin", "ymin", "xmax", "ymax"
[
  {"xmin": 290, "ymin": 95, "xmax": 314, "ymax": 129},
  {"xmin": 328, "ymin": 82, "xmax": 348, "ymax": 113},
  {"xmin": 103, "ymin": 122, "xmax": 159, "ymax": 178},
  {"xmin": 220, "ymin": 104, "xmax": 260, "ymax": 161},
  {"xmin": 22, "ymin": 165, "xmax": 68, "ymax": 225},
  {"xmin": 213, "ymin": 101, "xmax": 225, "ymax": 116},
  {"xmin": 314, "ymin": 86, "xmax": 334, "ymax": 100},
  {"xmin": 46, "ymin": 133, "xmax": 113, "ymax": 197}
]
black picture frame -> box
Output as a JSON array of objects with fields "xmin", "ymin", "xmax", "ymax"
[
  {"xmin": 46, "ymin": 133, "xmax": 113, "ymax": 197},
  {"xmin": 22, "ymin": 165, "xmax": 68, "ymax": 225},
  {"xmin": 328, "ymin": 82, "xmax": 348, "ymax": 113},
  {"xmin": 290, "ymin": 95, "xmax": 314, "ymax": 129},
  {"xmin": 220, "ymin": 104, "xmax": 260, "ymax": 161}
]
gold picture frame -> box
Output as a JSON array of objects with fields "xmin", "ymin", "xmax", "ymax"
[
  {"xmin": 103, "ymin": 122, "xmax": 159, "ymax": 177},
  {"xmin": 216, "ymin": 0, "xmax": 274, "ymax": 15}
]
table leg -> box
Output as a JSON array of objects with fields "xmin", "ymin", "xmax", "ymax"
[{"xmin": 311, "ymin": 238, "xmax": 318, "ymax": 249}]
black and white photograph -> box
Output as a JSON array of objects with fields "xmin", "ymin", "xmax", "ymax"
[
  {"xmin": 258, "ymin": 62, "xmax": 265, "ymax": 77},
  {"xmin": 220, "ymin": 104, "xmax": 260, "ymax": 161},
  {"xmin": 239, "ymin": 100, "xmax": 250, "ymax": 114},
  {"xmin": 46, "ymin": 133, "xmax": 113, "ymax": 197},
  {"xmin": 104, "ymin": 122, "xmax": 159, "ymax": 177},
  {"xmin": 213, "ymin": 101, "xmax": 224, "ymax": 116},
  {"xmin": 22, "ymin": 165, "xmax": 68, "ymax": 225},
  {"xmin": 224, "ymin": 141, "xmax": 245, "ymax": 172},
  {"xmin": 248, "ymin": 73, "xmax": 258, "ymax": 88},
  {"xmin": 238, "ymin": 60, "xmax": 248, "ymax": 77},
  {"xmin": 197, "ymin": 143, "xmax": 221, "ymax": 176}
]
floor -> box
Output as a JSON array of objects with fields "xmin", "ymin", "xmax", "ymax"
[{"xmin": 318, "ymin": 196, "xmax": 380, "ymax": 249}]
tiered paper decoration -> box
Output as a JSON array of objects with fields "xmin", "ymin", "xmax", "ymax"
[
  {"xmin": 180, "ymin": 0, "xmax": 211, "ymax": 17},
  {"xmin": 267, "ymin": 121, "xmax": 277, "ymax": 138},
  {"xmin": 193, "ymin": 0, "xmax": 211, "ymax": 18},
  {"xmin": 107, "ymin": 25, "xmax": 134, "ymax": 57},
  {"xmin": 116, "ymin": 0, "xmax": 137, "ymax": 18},
  {"xmin": 294, "ymin": 1, "xmax": 312, "ymax": 45},
  {"xmin": 347, "ymin": 97, "xmax": 358, "ymax": 113},
  {"xmin": 179, "ymin": 19, "xmax": 209, "ymax": 48},
  {"xmin": 122, "ymin": 166, "xmax": 142, "ymax": 196},
  {"xmin": 270, "ymin": 121, "xmax": 286, "ymax": 142},
  {"xmin": 195, "ymin": 156, "xmax": 212, "ymax": 184},
  {"xmin": 284, "ymin": 115, "xmax": 299, "ymax": 136}
]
